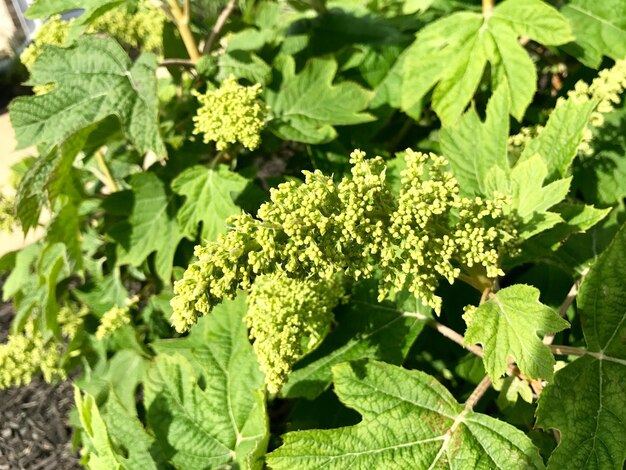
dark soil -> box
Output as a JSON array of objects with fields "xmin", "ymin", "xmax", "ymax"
[{"xmin": 0, "ymin": 300, "xmax": 80, "ymax": 470}]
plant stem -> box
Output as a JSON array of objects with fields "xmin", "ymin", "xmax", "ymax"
[
  {"xmin": 482, "ymin": 0, "xmax": 494, "ymax": 18},
  {"xmin": 403, "ymin": 311, "xmax": 484, "ymax": 357},
  {"xmin": 94, "ymin": 151, "xmax": 118, "ymax": 193},
  {"xmin": 550, "ymin": 344, "xmax": 587, "ymax": 357},
  {"xmin": 166, "ymin": 0, "xmax": 201, "ymax": 62},
  {"xmin": 464, "ymin": 375, "xmax": 492, "ymax": 410},
  {"xmin": 203, "ymin": 0, "xmax": 237, "ymax": 54},
  {"xmin": 160, "ymin": 58, "xmax": 196, "ymax": 68}
]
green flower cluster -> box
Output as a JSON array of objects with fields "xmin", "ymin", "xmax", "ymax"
[
  {"xmin": 88, "ymin": 1, "xmax": 166, "ymax": 52},
  {"xmin": 95, "ymin": 304, "xmax": 132, "ymax": 340},
  {"xmin": 0, "ymin": 323, "xmax": 65, "ymax": 389},
  {"xmin": 246, "ymin": 273, "xmax": 343, "ymax": 393},
  {"xmin": 20, "ymin": 15, "xmax": 72, "ymax": 70},
  {"xmin": 58, "ymin": 304, "xmax": 89, "ymax": 340},
  {"xmin": 509, "ymin": 59, "xmax": 626, "ymax": 157},
  {"xmin": 171, "ymin": 149, "xmax": 516, "ymax": 332},
  {"xmin": 192, "ymin": 76, "xmax": 269, "ymax": 151},
  {"xmin": 0, "ymin": 193, "xmax": 16, "ymax": 232}
]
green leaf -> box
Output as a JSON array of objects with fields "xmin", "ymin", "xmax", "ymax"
[
  {"xmin": 440, "ymin": 85, "xmax": 510, "ymax": 195},
  {"xmin": 37, "ymin": 242, "xmax": 71, "ymax": 335},
  {"xmin": 46, "ymin": 202, "xmax": 82, "ymax": 272},
  {"xmin": 9, "ymin": 36, "xmax": 165, "ymax": 156},
  {"xmin": 16, "ymin": 128, "xmax": 90, "ymax": 233},
  {"xmin": 268, "ymin": 360, "xmax": 545, "ymax": 469},
  {"xmin": 109, "ymin": 172, "xmax": 183, "ymax": 281},
  {"xmin": 171, "ymin": 165, "xmax": 248, "ymax": 241},
  {"xmin": 217, "ymin": 50, "xmax": 272, "ymax": 85},
  {"xmin": 76, "ymin": 388, "xmax": 159, "ymax": 470},
  {"xmin": 266, "ymin": 56, "xmax": 374, "ymax": 143},
  {"xmin": 401, "ymin": 0, "xmax": 572, "ymax": 123},
  {"xmin": 144, "ymin": 295, "xmax": 268, "ymax": 470},
  {"xmin": 537, "ymin": 223, "xmax": 626, "ymax": 469},
  {"xmin": 464, "ymin": 284, "xmax": 569, "ymax": 380},
  {"xmin": 75, "ymin": 269, "xmax": 129, "ymax": 316},
  {"xmin": 280, "ymin": 281, "xmax": 426, "ymax": 399},
  {"xmin": 2, "ymin": 243, "xmax": 41, "ymax": 302},
  {"xmin": 518, "ymin": 99, "xmax": 596, "ymax": 179},
  {"xmin": 561, "ymin": 0, "xmax": 626, "ymax": 68},
  {"xmin": 492, "ymin": 155, "xmax": 571, "ymax": 238}
]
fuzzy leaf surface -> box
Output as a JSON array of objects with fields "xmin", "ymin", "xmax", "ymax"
[
  {"xmin": 171, "ymin": 165, "xmax": 248, "ymax": 241},
  {"xmin": 144, "ymin": 296, "xmax": 268, "ymax": 470},
  {"xmin": 465, "ymin": 284, "xmax": 569, "ymax": 380},
  {"xmin": 9, "ymin": 37, "xmax": 164, "ymax": 156},
  {"xmin": 266, "ymin": 57, "xmax": 374, "ymax": 143},
  {"xmin": 537, "ymin": 223, "xmax": 626, "ymax": 469},
  {"xmin": 268, "ymin": 360, "xmax": 545, "ymax": 469}
]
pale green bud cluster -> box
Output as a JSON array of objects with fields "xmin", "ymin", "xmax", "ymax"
[
  {"xmin": 20, "ymin": 15, "xmax": 72, "ymax": 70},
  {"xmin": 246, "ymin": 273, "xmax": 343, "ymax": 394},
  {"xmin": 95, "ymin": 303, "xmax": 132, "ymax": 340},
  {"xmin": 379, "ymin": 150, "xmax": 514, "ymax": 312},
  {"xmin": 0, "ymin": 323, "xmax": 65, "ymax": 389},
  {"xmin": 88, "ymin": 1, "xmax": 166, "ymax": 52},
  {"xmin": 564, "ymin": 58, "xmax": 626, "ymax": 155},
  {"xmin": 192, "ymin": 76, "xmax": 269, "ymax": 151},
  {"xmin": 58, "ymin": 304, "xmax": 89, "ymax": 340},
  {"xmin": 0, "ymin": 193, "xmax": 16, "ymax": 232},
  {"xmin": 171, "ymin": 148, "xmax": 517, "ymax": 331}
]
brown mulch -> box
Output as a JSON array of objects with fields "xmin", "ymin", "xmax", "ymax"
[{"xmin": 0, "ymin": 299, "xmax": 80, "ymax": 470}]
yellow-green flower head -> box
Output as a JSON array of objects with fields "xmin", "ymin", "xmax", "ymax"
[
  {"xmin": 88, "ymin": 0, "xmax": 166, "ymax": 51},
  {"xmin": 246, "ymin": 273, "xmax": 343, "ymax": 394},
  {"xmin": 95, "ymin": 305, "xmax": 132, "ymax": 340},
  {"xmin": 170, "ymin": 148, "xmax": 517, "ymax": 330},
  {"xmin": 0, "ymin": 323, "xmax": 65, "ymax": 389},
  {"xmin": 192, "ymin": 76, "xmax": 269, "ymax": 151},
  {"xmin": 20, "ymin": 15, "xmax": 72, "ymax": 70},
  {"xmin": 58, "ymin": 304, "xmax": 89, "ymax": 340},
  {"xmin": 0, "ymin": 193, "xmax": 16, "ymax": 232}
]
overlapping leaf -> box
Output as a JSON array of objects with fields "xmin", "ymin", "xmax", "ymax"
[
  {"xmin": 108, "ymin": 172, "xmax": 183, "ymax": 281},
  {"xmin": 144, "ymin": 296, "xmax": 268, "ymax": 470},
  {"xmin": 401, "ymin": 0, "xmax": 572, "ymax": 124},
  {"xmin": 266, "ymin": 57, "xmax": 374, "ymax": 143},
  {"xmin": 464, "ymin": 284, "xmax": 569, "ymax": 380},
  {"xmin": 9, "ymin": 36, "xmax": 165, "ymax": 156},
  {"xmin": 561, "ymin": 0, "xmax": 626, "ymax": 68},
  {"xmin": 537, "ymin": 223, "xmax": 626, "ymax": 469},
  {"xmin": 280, "ymin": 282, "xmax": 426, "ymax": 399},
  {"xmin": 171, "ymin": 164, "xmax": 248, "ymax": 241},
  {"xmin": 268, "ymin": 360, "xmax": 545, "ymax": 469}
]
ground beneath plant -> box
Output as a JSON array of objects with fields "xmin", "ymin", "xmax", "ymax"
[{"xmin": 0, "ymin": 298, "xmax": 80, "ymax": 469}]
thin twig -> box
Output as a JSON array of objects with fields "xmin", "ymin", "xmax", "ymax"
[
  {"xmin": 94, "ymin": 150, "xmax": 118, "ymax": 193},
  {"xmin": 403, "ymin": 311, "xmax": 484, "ymax": 357},
  {"xmin": 464, "ymin": 375, "xmax": 492, "ymax": 410},
  {"xmin": 203, "ymin": 0, "xmax": 237, "ymax": 54},
  {"xmin": 160, "ymin": 58, "xmax": 196, "ymax": 68},
  {"xmin": 482, "ymin": 0, "xmax": 494, "ymax": 18},
  {"xmin": 166, "ymin": 0, "xmax": 201, "ymax": 62}
]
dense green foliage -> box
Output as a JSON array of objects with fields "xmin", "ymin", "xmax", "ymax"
[{"xmin": 2, "ymin": 0, "xmax": 626, "ymax": 468}]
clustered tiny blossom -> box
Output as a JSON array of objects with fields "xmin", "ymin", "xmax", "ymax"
[
  {"xmin": 246, "ymin": 273, "xmax": 343, "ymax": 394},
  {"xmin": 88, "ymin": 1, "xmax": 166, "ymax": 52},
  {"xmin": 20, "ymin": 15, "xmax": 72, "ymax": 70},
  {"xmin": 58, "ymin": 304, "xmax": 89, "ymax": 340},
  {"xmin": 510, "ymin": 59, "xmax": 626, "ymax": 157},
  {"xmin": 0, "ymin": 323, "xmax": 65, "ymax": 389},
  {"xmin": 95, "ymin": 301, "xmax": 134, "ymax": 340},
  {"xmin": 0, "ymin": 193, "xmax": 16, "ymax": 232},
  {"xmin": 192, "ymin": 76, "xmax": 269, "ymax": 151},
  {"xmin": 171, "ymin": 148, "xmax": 518, "ymax": 333}
]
